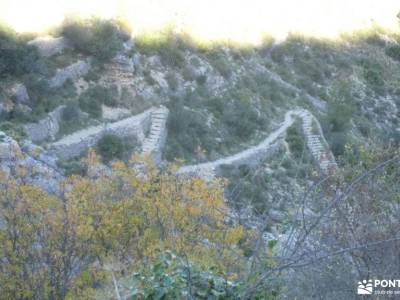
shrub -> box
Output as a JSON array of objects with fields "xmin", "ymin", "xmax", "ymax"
[
  {"xmin": 0, "ymin": 25, "xmax": 39, "ymax": 78},
  {"xmin": 78, "ymin": 85, "xmax": 117, "ymax": 118},
  {"xmin": 361, "ymin": 61, "xmax": 385, "ymax": 95},
  {"xmin": 0, "ymin": 121, "xmax": 26, "ymax": 142},
  {"xmin": 322, "ymin": 102, "xmax": 353, "ymax": 157},
  {"xmin": 96, "ymin": 134, "xmax": 124, "ymax": 163},
  {"xmin": 62, "ymin": 101, "xmax": 80, "ymax": 122},
  {"xmin": 385, "ymin": 44, "xmax": 400, "ymax": 61},
  {"xmin": 130, "ymin": 251, "xmax": 239, "ymax": 299},
  {"xmin": 213, "ymin": 56, "xmax": 232, "ymax": 78},
  {"xmin": 165, "ymin": 72, "xmax": 179, "ymax": 91},
  {"xmin": 181, "ymin": 65, "xmax": 196, "ymax": 81},
  {"xmin": 57, "ymin": 158, "xmax": 86, "ymax": 176},
  {"xmin": 61, "ymin": 18, "xmax": 127, "ymax": 62},
  {"xmin": 195, "ymin": 74, "xmax": 207, "ymax": 85},
  {"xmin": 286, "ymin": 123, "xmax": 304, "ymax": 158},
  {"xmin": 159, "ymin": 45, "xmax": 185, "ymax": 68}
]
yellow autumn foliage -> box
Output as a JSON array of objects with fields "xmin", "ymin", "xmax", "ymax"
[{"xmin": 0, "ymin": 159, "xmax": 248, "ymax": 299}]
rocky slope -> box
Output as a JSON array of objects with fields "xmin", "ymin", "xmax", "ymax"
[{"xmin": 1, "ymin": 23, "xmax": 399, "ymax": 238}]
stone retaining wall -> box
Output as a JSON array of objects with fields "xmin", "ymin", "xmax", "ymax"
[
  {"xmin": 49, "ymin": 108, "xmax": 154, "ymax": 159},
  {"xmin": 178, "ymin": 109, "xmax": 337, "ymax": 180},
  {"xmin": 24, "ymin": 106, "xmax": 66, "ymax": 142}
]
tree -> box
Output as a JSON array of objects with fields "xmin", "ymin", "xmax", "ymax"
[{"xmin": 0, "ymin": 158, "xmax": 247, "ymax": 299}]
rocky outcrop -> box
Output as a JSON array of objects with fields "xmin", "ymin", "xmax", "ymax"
[
  {"xmin": 24, "ymin": 106, "xmax": 65, "ymax": 142},
  {"xmin": 49, "ymin": 108, "xmax": 154, "ymax": 159},
  {"xmin": 178, "ymin": 109, "xmax": 336, "ymax": 180},
  {"xmin": 28, "ymin": 36, "xmax": 69, "ymax": 57},
  {"xmin": 49, "ymin": 60, "xmax": 91, "ymax": 89},
  {"xmin": 141, "ymin": 106, "xmax": 169, "ymax": 163},
  {"xmin": 0, "ymin": 132, "xmax": 63, "ymax": 194},
  {"xmin": 101, "ymin": 54, "xmax": 134, "ymax": 87},
  {"xmin": 9, "ymin": 83, "xmax": 30, "ymax": 105}
]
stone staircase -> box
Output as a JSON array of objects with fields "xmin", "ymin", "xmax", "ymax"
[
  {"xmin": 298, "ymin": 110, "xmax": 337, "ymax": 173},
  {"xmin": 141, "ymin": 106, "xmax": 169, "ymax": 163}
]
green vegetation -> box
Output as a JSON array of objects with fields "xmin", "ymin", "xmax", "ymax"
[
  {"xmin": 0, "ymin": 25, "xmax": 39, "ymax": 78},
  {"xmin": 165, "ymin": 71, "xmax": 179, "ymax": 91},
  {"xmin": 96, "ymin": 134, "xmax": 125, "ymax": 163},
  {"xmin": 60, "ymin": 18, "xmax": 129, "ymax": 62},
  {"xmin": 135, "ymin": 28, "xmax": 187, "ymax": 68},
  {"xmin": 127, "ymin": 251, "xmax": 239, "ymax": 299},
  {"xmin": 385, "ymin": 44, "xmax": 400, "ymax": 61},
  {"xmin": 78, "ymin": 85, "xmax": 117, "ymax": 118},
  {"xmin": 361, "ymin": 60, "xmax": 385, "ymax": 95},
  {"xmin": 286, "ymin": 121, "xmax": 305, "ymax": 159},
  {"xmin": 165, "ymin": 85, "xmax": 268, "ymax": 163},
  {"xmin": 0, "ymin": 162, "xmax": 247, "ymax": 299},
  {"xmin": 57, "ymin": 101, "xmax": 88, "ymax": 137},
  {"xmin": 322, "ymin": 102, "xmax": 353, "ymax": 157},
  {"xmin": 0, "ymin": 121, "xmax": 25, "ymax": 142}
]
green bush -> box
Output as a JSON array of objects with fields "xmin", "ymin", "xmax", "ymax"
[
  {"xmin": 165, "ymin": 95, "xmax": 217, "ymax": 162},
  {"xmin": 0, "ymin": 121, "xmax": 26, "ymax": 142},
  {"xmin": 322, "ymin": 102, "xmax": 353, "ymax": 157},
  {"xmin": 57, "ymin": 158, "xmax": 86, "ymax": 176},
  {"xmin": 195, "ymin": 74, "xmax": 207, "ymax": 85},
  {"xmin": 165, "ymin": 72, "xmax": 179, "ymax": 91},
  {"xmin": 385, "ymin": 44, "xmax": 400, "ymax": 61},
  {"xmin": 0, "ymin": 25, "xmax": 39, "ymax": 78},
  {"xmin": 62, "ymin": 101, "xmax": 80, "ymax": 122},
  {"xmin": 61, "ymin": 18, "xmax": 127, "ymax": 62},
  {"xmin": 213, "ymin": 56, "xmax": 232, "ymax": 78},
  {"xmin": 286, "ymin": 123, "xmax": 304, "ymax": 158},
  {"xmin": 160, "ymin": 45, "xmax": 185, "ymax": 68},
  {"xmin": 130, "ymin": 251, "xmax": 239, "ymax": 299},
  {"xmin": 96, "ymin": 134, "xmax": 124, "ymax": 163},
  {"xmin": 361, "ymin": 60, "xmax": 385, "ymax": 95},
  {"xmin": 78, "ymin": 85, "xmax": 117, "ymax": 118}
]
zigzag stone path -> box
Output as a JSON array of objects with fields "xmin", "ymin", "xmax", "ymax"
[
  {"xmin": 49, "ymin": 106, "xmax": 169, "ymax": 162},
  {"xmin": 178, "ymin": 109, "xmax": 337, "ymax": 180}
]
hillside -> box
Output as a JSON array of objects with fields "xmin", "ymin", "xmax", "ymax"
[{"xmin": 0, "ymin": 18, "xmax": 399, "ymax": 299}]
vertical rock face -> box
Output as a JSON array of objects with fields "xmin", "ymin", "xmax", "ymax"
[
  {"xmin": 0, "ymin": 131, "xmax": 63, "ymax": 194},
  {"xmin": 28, "ymin": 36, "xmax": 69, "ymax": 57},
  {"xmin": 49, "ymin": 60, "xmax": 91, "ymax": 89},
  {"xmin": 24, "ymin": 106, "xmax": 66, "ymax": 143}
]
